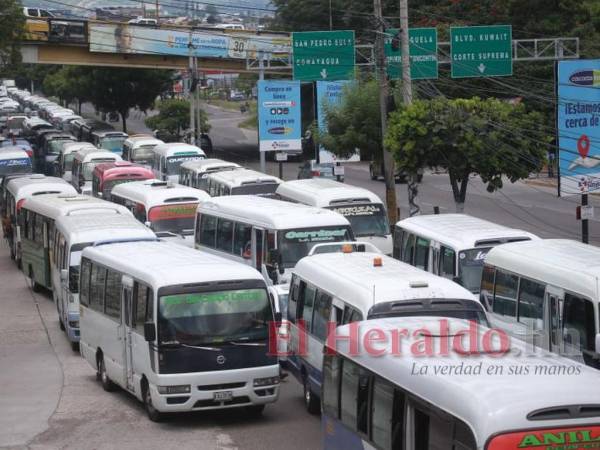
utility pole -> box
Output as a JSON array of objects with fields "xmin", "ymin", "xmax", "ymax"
[
  {"xmin": 582, "ymin": 193, "xmax": 589, "ymax": 244},
  {"xmin": 399, "ymin": 0, "xmax": 420, "ymax": 217},
  {"xmin": 374, "ymin": 0, "xmax": 398, "ymax": 226},
  {"xmin": 329, "ymin": 0, "xmax": 333, "ymax": 30},
  {"xmin": 188, "ymin": 32, "xmax": 196, "ymax": 144},
  {"xmin": 258, "ymin": 51, "xmax": 266, "ymax": 174},
  {"xmin": 155, "ymin": 0, "xmax": 159, "ymax": 20}
]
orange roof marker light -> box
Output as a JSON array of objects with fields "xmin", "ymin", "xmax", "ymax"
[
  {"xmin": 342, "ymin": 244, "xmax": 353, "ymax": 254},
  {"xmin": 373, "ymin": 256, "xmax": 383, "ymax": 267}
]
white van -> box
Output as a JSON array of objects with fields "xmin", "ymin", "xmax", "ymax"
[
  {"xmin": 151, "ymin": 143, "xmax": 205, "ymax": 183},
  {"xmin": 56, "ymin": 142, "xmax": 96, "ymax": 182},
  {"xmin": 179, "ymin": 159, "xmax": 241, "ymax": 191},
  {"xmin": 122, "ymin": 135, "xmax": 163, "ymax": 167},
  {"xmin": 277, "ymin": 179, "xmax": 393, "ymax": 255},
  {"xmin": 394, "ymin": 214, "xmax": 539, "ymax": 293},
  {"xmin": 482, "ymin": 239, "xmax": 600, "ymax": 370},
  {"xmin": 288, "ymin": 249, "xmax": 483, "ymax": 413},
  {"xmin": 79, "ymin": 240, "xmax": 280, "ymax": 421},
  {"xmin": 110, "ymin": 180, "xmax": 210, "ymax": 246},
  {"xmin": 71, "ymin": 148, "xmax": 122, "ymax": 195},
  {"xmin": 206, "ymin": 168, "xmax": 281, "ymax": 197}
]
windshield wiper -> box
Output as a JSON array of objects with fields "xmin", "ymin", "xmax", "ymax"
[{"xmin": 160, "ymin": 340, "xmax": 221, "ymax": 351}]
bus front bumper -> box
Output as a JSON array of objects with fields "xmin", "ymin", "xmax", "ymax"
[{"xmin": 148, "ymin": 365, "xmax": 280, "ymax": 413}]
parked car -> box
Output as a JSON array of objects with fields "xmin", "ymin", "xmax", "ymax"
[
  {"xmin": 297, "ymin": 159, "xmax": 344, "ymax": 182},
  {"xmin": 369, "ymin": 160, "xmax": 423, "ymax": 183}
]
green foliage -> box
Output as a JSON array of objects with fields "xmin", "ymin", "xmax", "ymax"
[
  {"xmin": 145, "ymin": 99, "xmax": 210, "ymax": 138},
  {"xmin": 315, "ymin": 80, "xmax": 382, "ymax": 161},
  {"xmin": 43, "ymin": 66, "xmax": 92, "ymax": 106},
  {"xmin": 385, "ymin": 97, "xmax": 550, "ymax": 209},
  {"xmin": 0, "ymin": 0, "xmax": 25, "ymax": 69}
]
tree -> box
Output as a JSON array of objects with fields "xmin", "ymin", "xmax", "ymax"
[
  {"xmin": 0, "ymin": 0, "xmax": 25, "ymax": 69},
  {"xmin": 86, "ymin": 68, "xmax": 173, "ymax": 133},
  {"xmin": 145, "ymin": 99, "xmax": 211, "ymax": 139},
  {"xmin": 315, "ymin": 80, "xmax": 383, "ymax": 162},
  {"xmin": 43, "ymin": 66, "xmax": 93, "ymax": 112},
  {"xmin": 385, "ymin": 97, "xmax": 550, "ymax": 212}
]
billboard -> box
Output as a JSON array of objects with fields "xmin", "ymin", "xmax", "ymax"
[
  {"xmin": 558, "ymin": 60, "xmax": 600, "ymax": 196},
  {"xmin": 89, "ymin": 24, "xmax": 291, "ymax": 60},
  {"xmin": 316, "ymin": 80, "xmax": 359, "ymax": 163},
  {"xmin": 258, "ymin": 80, "xmax": 302, "ymax": 153}
]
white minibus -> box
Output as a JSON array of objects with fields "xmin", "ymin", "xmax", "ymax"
[
  {"xmin": 122, "ymin": 136, "xmax": 163, "ymax": 167},
  {"xmin": 195, "ymin": 195, "xmax": 353, "ymax": 285},
  {"xmin": 394, "ymin": 214, "xmax": 539, "ymax": 293},
  {"xmin": 288, "ymin": 249, "xmax": 483, "ymax": 413},
  {"xmin": 53, "ymin": 213, "xmax": 155, "ymax": 350},
  {"xmin": 56, "ymin": 142, "xmax": 96, "ymax": 182},
  {"xmin": 206, "ymin": 168, "xmax": 281, "ymax": 197},
  {"xmin": 79, "ymin": 240, "xmax": 280, "ymax": 421},
  {"xmin": 0, "ymin": 147, "xmax": 32, "ymax": 184},
  {"xmin": 276, "ymin": 179, "xmax": 393, "ymax": 255},
  {"xmin": 151, "ymin": 143, "xmax": 205, "ymax": 183},
  {"xmin": 179, "ymin": 159, "xmax": 241, "ymax": 191},
  {"xmin": 481, "ymin": 239, "xmax": 600, "ymax": 369},
  {"xmin": 70, "ymin": 148, "xmax": 122, "ymax": 195},
  {"xmin": 5, "ymin": 175, "xmax": 77, "ymax": 264},
  {"xmin": 110, "ymin": 180, "xmax": 210, "ymax": 246},
  {"xmin": 322, "ymin": 316, "xmax": 600, "ymax": 450},
  {"xmin": 20, "ymin": 193, "xmax": 132, "ymax": 292}
]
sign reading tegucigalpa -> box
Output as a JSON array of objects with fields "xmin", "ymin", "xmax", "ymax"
[
  {"xmin": 292, "ymin": 30, "xmax": 355, "ymax": 81},
  {"xmin": 450, "ymin": 25, "xmax": 512, "ymax": 78}
]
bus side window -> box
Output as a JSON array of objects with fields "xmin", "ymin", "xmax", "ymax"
[
  {"xmin": 312, "ymin": 291, "xmax": 332, "ymax": 341},
  {"xmin": 493, "ymin": 270, "xmax": 518, "ymax": 319},
  {"xmin": 79, "ymin": 258, "xmax": 91, "ymax": 306},
  {"xmin": 89, "ymin": 264, "xmax": 107, "ymax": 313},
  {"xmin": 563, "ymin": 293, "xmax": 595, "ymax": 362},
  {"xmin": 401, "ymin": 233, "xmax": 415, "ymax": 265},
  {"xmin": 439, "ymin": 246, "xmax": 456, "ymax": 280},
  {"xmin": 371, "ymin": 377, "xmax": 395, "ymax": 450},
  {"xmin": 104, "ymin": 270, "xmax": 122, "ymax": 320},
  {"xmin": 340, "ymin": 358, "xmax": 360, "ymax": 431},
  {"xmin": 288, "ymin": 275, "xmax": 299, "ymax": 323},
  {"xmin": 517, "ymin": 278, "xmax": 545, "ymax": 330},
  {"xmin": 322, "ymin": 353, "xmax": 341, "ymax": 418},
  {"xmin": 343, "ymin": 306, "xmax": 363, "ymax": 325},
  {"xmin": 216, "ymin": 218, "xmax": 234, "ymax": 253},
  {"xmin": 414, "ymin": 237, "xmax": 430, "ymax": 271},
  {"xmin": 234, "ymin": 222, "xmax": 252, "ymax": 258},
  {"xmin": 297, "ymin": 281, "xmax": 316, "ymax": 332},
  {"xmin": 199, "ymin": 214, "xmax": 217, "ymax": 248}
]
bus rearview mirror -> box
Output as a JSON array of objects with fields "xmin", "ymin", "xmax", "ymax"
[
  {"xmin": 60, "ymin": 269, "xmax": 68, "ymax": 283},
  {"xmin": 144, "ymin": 322, "xmax": 156, "ymax": 342}
]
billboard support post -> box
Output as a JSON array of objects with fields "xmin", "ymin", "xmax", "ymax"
[
  {"xmin": 258, "ymin": 52, "xmax": 266, "ymax": 174},
  {"xmin": 582, "ymin": 193, "xmax": 589, "ymax": 244}
]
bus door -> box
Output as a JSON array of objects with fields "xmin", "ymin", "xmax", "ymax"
[
  {"xmin": 547, "ymin": 286, "xmax": 564, "ymax": 354},
  {"xmin": 252, "ymin": 227, "xmax": 265, "ymax": 273},
  {"xmin": 122, "ymin": 276, "xmax": 135, "ymax": 392}
]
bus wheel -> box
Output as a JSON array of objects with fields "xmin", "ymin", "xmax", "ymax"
[
  {"xmin": 98, "ymin": 357, "xmax": 116, "ymax": 392},
  {"xmin": 59, "ymin": 318, "xmax": 65, "ymax": 331},
  {"xmin": 31, "ymin": 281, "xmax": 42, "ymax": 293},
  {"xmin": 70, "ymin": 341, "xmax": 79, "ymax": 352},
  {"xmin": 303, "ymin": 376, "xmax": 320, "ymax": 415},
  {"xmin": 143, "ymin": 382, "xmax": 164, "ymax": 422}
]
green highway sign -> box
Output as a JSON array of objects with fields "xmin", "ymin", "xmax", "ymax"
[
  {"xmin": 450, "ymin": 25, "xmax": 512, "ymax": 78},
  {"xmin": 292, "ymin": 30, "xmax": 355, "ymax": 81},
  {"xmin": 385, "ymin": 28, "xmax": 438, "ymax": 80}
]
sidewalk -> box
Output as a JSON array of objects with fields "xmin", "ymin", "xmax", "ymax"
[{"xmin": 0, "ymin": 240, "xmax": 62, "ymax": 448}]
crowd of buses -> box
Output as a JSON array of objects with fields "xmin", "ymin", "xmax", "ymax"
[{"xmin": 3, "ymin": 86, "xmax": 600, "ymax": 449}]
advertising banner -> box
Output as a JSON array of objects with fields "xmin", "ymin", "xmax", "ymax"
[
  {"xmin": 316, "ymin": 80, "xmax": 359, "ymax": 163},
  {"xmin": 89, "ymin": 24, "xmax": 290, "ymax": 60},
  {"xmin": 258, "ymin": 80, "xmax": 302, "ymax": 153},
  {"xmin": 557, "ymin": 60, "xmax": 600, "ymax": 196}
]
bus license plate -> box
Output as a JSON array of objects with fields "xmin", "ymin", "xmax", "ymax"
[{"xmin": 213, "ymin": 391, "xmax": 233, "ymax": 402}]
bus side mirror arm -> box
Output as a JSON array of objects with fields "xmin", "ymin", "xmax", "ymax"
[{"xmin": 144, "ymin": 322, "xmax": 156, "ymax": 342}]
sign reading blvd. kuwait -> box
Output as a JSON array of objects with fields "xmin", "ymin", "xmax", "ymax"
[
  {"xmin": 385, "ymin": 28, "xmax": 438, "ymax": 80},
  {"xmin": 257, "ymin": 80, "xmax": 302, "ymax": 153},
  {"xmin": 557, "ymin": 59, "xmax": 600, "ymax": 196},
  {"xmin": 292, "ymin": 30, "xmax": 355, "ymax": 81},
  {"xmin": 450, "ymin": 25, "xmax": 512, "ymax": 78}
]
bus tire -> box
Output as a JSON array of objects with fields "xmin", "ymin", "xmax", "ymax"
[
  {"xmin": 142, "ymin": 381, "xmax": 164, "ymax": 422},
  {"xmin": 369, "ymin": 165, "xmax": 377, "ymax": 181},
  {"xmin": 70, "ymin": 341, "xmax": 79, "ymax": 352},
  {"xmin": 303, "ymin": 376, "xmax": 320, "ymax": 415},
  {"xmin": 9, "ymin": 243, "xmax": 15, "ymax": 260},
  {"xmin": 246, "ymin": 405, "xmax": 265, "ymax": 416},
  {"xmin": 32, "ymin": 281, "xmax": 42, "ymax": 293},
  {"xmin": 98, "ymin": 356, "xmax": 116, "ymax": 392},
  {"xmin": 59, "ymin": 318, "xmax": 65, "ymax": 331}
]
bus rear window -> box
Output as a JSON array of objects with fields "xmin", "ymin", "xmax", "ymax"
[
  {"xmin": 148, "ymin": 203, "xmax": 198, "ymax": 236},
  {"xmin": 487, "ymin": 426, "xmax": 600, "ymax": 450}
]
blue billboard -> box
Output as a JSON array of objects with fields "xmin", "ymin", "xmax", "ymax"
[
  {"xmin": 258, "ymin": 80, "xmax": 302, "ymax": 152},
  {"xmin": 316, "ymin": 80, "xmax": 359, "ymax": 163},
  {"xmin": 558, "ymin": 60, "xmax": 600, "ymax": 196}
]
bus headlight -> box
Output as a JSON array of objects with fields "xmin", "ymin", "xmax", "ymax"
[
  {"xmin": 253, "ymin": 376, "xmax": 280, "ymax": 387},
  {"xmin": 157, "ymin": 385, "xmax": 191, "ymax": 395}
]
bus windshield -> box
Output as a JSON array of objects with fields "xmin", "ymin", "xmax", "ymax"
[
  {"xmin": 62, "ymin": 152, "xmax": 75, "ymax": 171},
  {"xmin": 166, "ymin": 155, "xmax": 203, "ymax": 175},
  {"xmin": 148, "ymin": 203, "xmax": 197, "ymax": 236},
  {"xmin": 158, "ymin": 288, "xmax": 271, "ymax": 345},
  {"xmin": 368, "ymin": 307, "xmax": 490, "ymax": 327},
  {"xmin": 103, "ymin": 178, "xmax": 138, "ymax": 196},
  {"xmin": 83, "ymin": 159, "xmax": 117, "ymax": 181},
  {"xmin": 100, "ymin": 137, "xmax": 125, "ymax": 153},
  {"xmin": 48, "ymin": 139, "xmax": 73, "ymax": 155},
  {"xmin": 0, "ymin": 158, "xmax": 31, "ymax": 176},
  {"xmin": 329, "ymin": 203, "xmax": 389, "ymax": 237},
  {"xmin": 132, "ymin": 145, "xmax": 156, "ymax": 163},
  {"xmin": 231, "ymin": 183, "xmax": 279, "ymax": 196},
  {"xmin": 458, "ymin": 247, "xmax": 492, "ymax": 293},
  {"xmin": 278, "ymin": 226, "xmax": 353, "ymax": 268}
]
